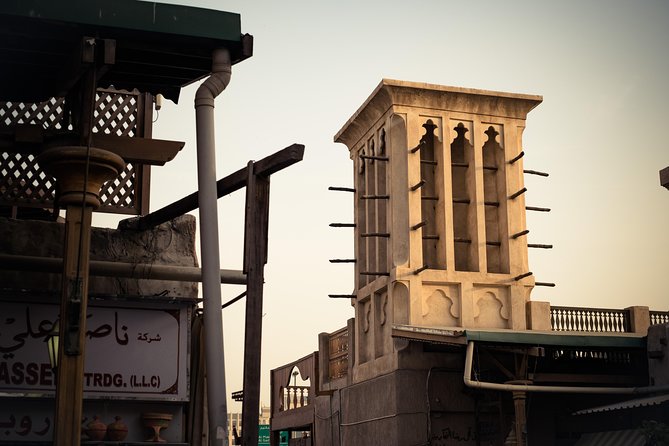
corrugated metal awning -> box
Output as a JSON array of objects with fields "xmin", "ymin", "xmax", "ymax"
[
  {"xmin": 573, "ymin": 393, "xmax": 669, "ymax": 415},
  {"xmin": 573, "ymin": 429, "xmax": 646, "ymax": 446}
]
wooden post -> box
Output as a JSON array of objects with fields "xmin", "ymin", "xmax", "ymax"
[
  {"xmin": 511, "ymin": 390, "xmax": 527, "ymax": 446},
  {"xmin": 242, "ymin": 161, "xmax": 271, "ymax": 446},
  {"xmin": 508, "ymin": 354, "xmax": 529, "ymax": 446},
  {"xmin": 53, "ymin": 54, "xmax": 97, "ymax": 446},
  {"xmin": 44, "ymin": 144, "xmax": 124, "ymax": 446},
  {"xmin": 53, "ymin": 205, "xmax": 93, "ymax": 446},
  {"xmin": 138, "ymin": 92, "xmax": 154, "ymax": 215},
  {"xmin": 45, "ymin": 44, "xmax": 123, "ymax": 443},
  {"xmin": 269, "ymin": 431, "xmax": 278, "ymax": 446}
]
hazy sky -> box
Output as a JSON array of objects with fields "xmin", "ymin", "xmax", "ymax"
[{"xmin": 100, "ymin": 0, "xmax": 669, "ymax": 411}]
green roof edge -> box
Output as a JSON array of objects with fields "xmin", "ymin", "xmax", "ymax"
[
  {"xmin": 465, "ymin": 329, "xmax": 646, "ymax": 349},
  {"xmin": 0, "ymin": 0, "xmax": 242, "ymax": 43}
]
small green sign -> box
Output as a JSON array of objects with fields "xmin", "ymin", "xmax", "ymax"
[
  {"xmin": 258, "ymin": 424, "xmax": 288, "ymax": 445},
  {"xmin": 258, "ymin": 424, "xmax": 270, "ymax": 445}
]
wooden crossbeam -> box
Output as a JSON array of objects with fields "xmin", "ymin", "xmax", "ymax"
[{"xmin": 121, "ymin": 144, "xmax": 305, "ymax": 230}]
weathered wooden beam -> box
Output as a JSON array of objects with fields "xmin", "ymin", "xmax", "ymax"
[
  {"xmin": 528, "ymin": 244, "xmax": 553, "ymax": 249},
  {"xmin": 410, "ymin": 180, "xmax": 426, "ymax": 191},
  {"xmin": 526, "ymin": 206, "xmax": 551, "ymax": 212},
  {"xmin": 121, "ymin": 144, "xmax": 304, "ymax": 230},
  {"xmin": 535, "ymin": 282, "xmax": 556, "ymax": 287},
  {"xmin": 222, "ymin": 291, "xmax": 247, "ymax": 310},
  {"xmin": 509, "ymin": 150, "xmax": 525, "ymax": 165},
  {"xmin": 509, "ymin": 187, "xmax": 527, "ymax": 200},
  {"xmin": 411, "ymin": 220, "xmax": 427, "ymax": 230},
  {"xmin": 361, "ymin": 232, "xmax": 390, "ymax": 238},
  {"xmin": 241, "ymin": 161, "xmax": 271, "ymax": 446},
  {"xmin": 328, "ymin": 186, "xmax": 355, "ymax": 192},
  {"xmin": 524, "ymin": 169, "xmax": 549, "ymax": 177},
  {"xmin": 360, "ymin": 154, "xmax": 389, "ymax": 161},
  {"xmin": 413, "ymin": 265, "xmax": 429, "ymax": 275},
  {"xmin": 512, "ymin": 229, "xmax": 530, "ymax": 239}
]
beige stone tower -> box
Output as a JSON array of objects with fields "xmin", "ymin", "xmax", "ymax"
[{"xmin": 335, "ymin": 80, "xmax": 544, "ymax": 380}]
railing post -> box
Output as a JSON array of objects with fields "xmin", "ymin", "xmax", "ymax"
[
  {"xmin": 318, "ymin": 332, "xmax": 329, "ymax": 388},
  {"xmin": 347, "ymin": 317, "xmax": 355, "ymax": 380},
  {"xmin": 626, "ymin": 306, "xmax": 650, "ymax": 334}
]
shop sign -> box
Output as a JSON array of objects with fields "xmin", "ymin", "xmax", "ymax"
[{"xmin": 0, "ymin": 301, "xmax": 188, "ymax": 400}]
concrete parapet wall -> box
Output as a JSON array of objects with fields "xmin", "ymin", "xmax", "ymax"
[
  {"xmin": 527, "ymin": 300, "xmax": 551, "ymax": 331},
  {"xmin": 626, "ymin": 306, "xmax": 650, "ymax": 334}
]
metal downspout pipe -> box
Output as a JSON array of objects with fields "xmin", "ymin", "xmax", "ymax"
[{"xmin": 195, "ymin": 48, "xmax": 232, "ymax": 446}]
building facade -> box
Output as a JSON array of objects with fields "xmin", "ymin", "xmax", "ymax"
[{"xmin": 269, "ymin": 80, "xmax": 669, "ymax": 446}]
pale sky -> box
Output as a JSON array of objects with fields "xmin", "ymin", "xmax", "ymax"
[{"xmin": 97, "ymin": 0, "xmax": 669, "ymax": 411}]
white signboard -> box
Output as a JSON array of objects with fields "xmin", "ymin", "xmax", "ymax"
[{"xmin": 0, "ymin": 302, "xmax": 188, "ymax": 401}]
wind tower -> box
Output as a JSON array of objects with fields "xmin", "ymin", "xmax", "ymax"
[{"xmin": 334, "ymin": 80, "xmax": 548, "ymax": 380}]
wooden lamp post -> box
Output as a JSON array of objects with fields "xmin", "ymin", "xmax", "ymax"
[{"xmin": 38, "ymin": 144, "xmax": 125, "ymax": 445}]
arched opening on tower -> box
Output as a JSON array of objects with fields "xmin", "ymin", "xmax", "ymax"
[
  {"xmin": 482, "ymin": 126, "xmax": 509, "ymax": 273},
  {"xmin": 366, "ymin": 139, "xmax": 377, "ymax": 283},
  {"xmin": 376, "ymin": 130, "xmax": 389, "ymax": 276},
  {"xmin": 450, "ymin": 122, "xmax": 477, "ymax": 272},
  {"xmin": 419, "ymin": 119, "xmax": 446, "ymax": 269},
  {"xmin": 356, "ymin": 146, "xmax": 367, "ymax": 289}
]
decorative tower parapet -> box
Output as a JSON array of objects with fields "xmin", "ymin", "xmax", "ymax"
[{"xmin": 335, "ymin": 80, "xmax": 542, "ymax": 380}]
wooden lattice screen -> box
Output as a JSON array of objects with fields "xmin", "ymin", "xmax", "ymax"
[{"xmin": 0, "ymin": 88, "xmax": 152, "ymax": 215}]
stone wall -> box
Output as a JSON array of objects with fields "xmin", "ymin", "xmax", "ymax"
[{"xmin": 0, "ymin": 214, "xmax": 198, "ymax": 298}]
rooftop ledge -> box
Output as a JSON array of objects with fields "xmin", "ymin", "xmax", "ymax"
[
  {"xmin": 334, "ymin": 79, "xmax": 543, "ymax": 148},
  {"xmin": 392, "ymin": 324, "xmax": 646, "ymax": 349}
]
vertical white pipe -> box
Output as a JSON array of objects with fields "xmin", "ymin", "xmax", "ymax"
[{"xmin": 195, "ymin": 48, "xmax": 232, "ymax": 446}]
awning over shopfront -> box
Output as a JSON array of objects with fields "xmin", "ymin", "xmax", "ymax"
[
  {"xmin": 0, "ymin": 0, "xmax": 252, "ymax": 103},
  {"xmin": 391, "ymin": 324, "xmax": 647, "ymax": 349}
]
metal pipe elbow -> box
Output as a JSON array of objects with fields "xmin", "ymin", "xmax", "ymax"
[{"xmin": 195, "ymin": 48, "xmax": 232, "ymax": 107}]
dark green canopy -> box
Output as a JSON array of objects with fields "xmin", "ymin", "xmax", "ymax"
[{"xmin": 0, "ymin": 0, "xmax": 252, "ymax": 103}]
